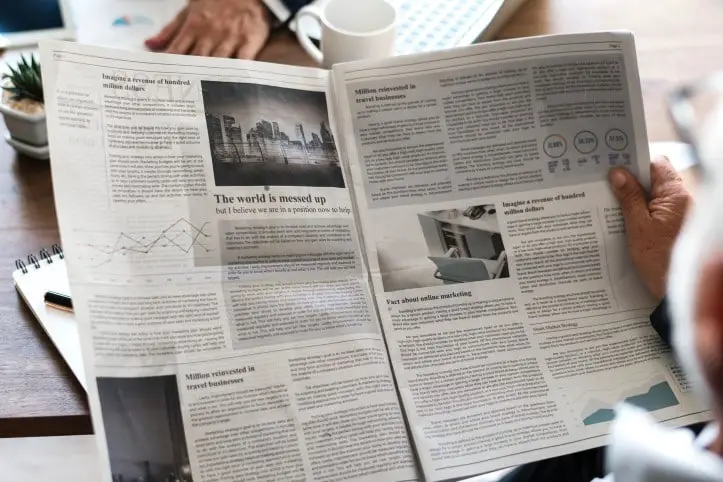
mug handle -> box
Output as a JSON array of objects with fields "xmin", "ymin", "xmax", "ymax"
[{"xmin": 295, "ymin": 5, "xmax": 324, "ymax": 65}]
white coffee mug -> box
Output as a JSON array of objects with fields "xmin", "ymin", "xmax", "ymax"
[{"xmin": 295, "ymin": 0, "xmax": 397, "ymax": 68}]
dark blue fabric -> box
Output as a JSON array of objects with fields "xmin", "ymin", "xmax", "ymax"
[
  {"xmin": 281, "ymin": 0, "xmax": 313, "ymax": 15},
  {"xmin": 650, "ymin": 297, "xmax": 672, "ymax": 346},
  {"xmin": 499, "ymin": 447, "xmax": 606, "ymax": 482}
]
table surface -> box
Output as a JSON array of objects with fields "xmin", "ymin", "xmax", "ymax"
[{"xmin": 0, "ymin": 0, "xmax": 720, "ymax": 437}]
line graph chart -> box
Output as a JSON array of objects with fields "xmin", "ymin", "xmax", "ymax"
[
  {"xmin": 556, "ymin": 365, "xmax": 683, "ymax": 432},
  {"xmin": 581, "ymin": 380, "xmax": 679, "ymax": 425},
  {"xmin": 86, "ymin": 218, "xmax": 213, "ymax": 266}
]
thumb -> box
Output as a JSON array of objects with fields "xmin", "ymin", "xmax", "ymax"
[{"xmin": 609, "ymin": 167, "xmax": 649, "ymax": 220}]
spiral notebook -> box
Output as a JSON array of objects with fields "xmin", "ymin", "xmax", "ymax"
[{"xmin": 13, "ymin": 246, "xmax": 86, "ymax": 390}]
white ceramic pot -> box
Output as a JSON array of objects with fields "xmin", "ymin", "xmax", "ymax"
[{"xmin": 0, "ymin": 101, "xmax": 47, "ymax": 146}]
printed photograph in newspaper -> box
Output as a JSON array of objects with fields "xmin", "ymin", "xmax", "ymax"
[
  {"xmin": 377, "ymin": 202, "xmax": 510, "ymax": 292},
  {"xmin": 201, "ymin": 81, "xmax": 344, "ymax": 188},
  {"xmin": 96, "ymin": 375, "xmax": 192, "ymax": 482}
]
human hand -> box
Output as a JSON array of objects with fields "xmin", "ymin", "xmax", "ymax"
[
  {"xmin": 145, "ymin": 0, "xmax": 271, "ymax": 59},
  {"xmin": 608, "ymin": 157, "xmax": 692, "ymax": 301}
]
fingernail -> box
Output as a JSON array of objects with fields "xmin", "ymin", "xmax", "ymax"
[{"xmin": 609, "ymin": 169, "xmax": 627, "ymax": 189}]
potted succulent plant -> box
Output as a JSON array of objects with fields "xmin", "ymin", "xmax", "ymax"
[{"xmin": 0, "ymin": 55, "xmax": 47, "ymax": 146}]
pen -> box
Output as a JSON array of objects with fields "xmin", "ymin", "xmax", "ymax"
[{"xmin": 44, "ymin": 291, "xmax": 73, "ymax": 313}]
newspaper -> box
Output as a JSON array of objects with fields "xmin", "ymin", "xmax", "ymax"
[
  {"xmin": 41, "ymin": 45, "xmax": 417, "ymax": 482},
  {"xmin": 39, "ymin": 31, "xmax": 709, "ymax": 482},
  {"xmin": 330, "ymin": 31, "xmax": 711, "ymax": 480}
]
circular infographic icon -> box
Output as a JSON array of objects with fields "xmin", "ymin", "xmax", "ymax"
[
  {"xmin": 574, "ymin": 131, "xmax": 598, "ymax": 154},
  {"xmin": 543, "ymin": 134, "xmax": 567, "ymax": 158},
  {"xmin": 605, "ymin": 129, "xmax": 628, "ymax": 151}
]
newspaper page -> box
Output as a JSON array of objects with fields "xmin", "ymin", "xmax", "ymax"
[
  {"xmin": 331, "ymin": 32, "xmax": 710, "ymax": 480},
  {"xmin": 40, "ymin": 42, "xmax": 418, "ymax": 482}
]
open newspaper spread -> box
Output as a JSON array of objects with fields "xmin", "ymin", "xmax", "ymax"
[{"xmin": 40, "ymin": 32, "xmax": 709, "ymax": 482}]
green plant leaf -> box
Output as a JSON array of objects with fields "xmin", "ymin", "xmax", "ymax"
[{"xmin": 2, "ymin": 54, "xmax": 43, "ymax": 104}]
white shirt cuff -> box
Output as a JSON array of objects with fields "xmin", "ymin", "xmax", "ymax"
[{"xmin": 263, "ymin": 0, "xmax": 292, "ymax": 22}]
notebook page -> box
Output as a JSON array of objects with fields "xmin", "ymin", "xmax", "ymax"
[{"xmin": 13, "ymin": 257, "xmax": 87, "ymax": 390}]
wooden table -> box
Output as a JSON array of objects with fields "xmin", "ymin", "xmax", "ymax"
[{"xmin": 0, "ymin": 0, "xmax": 720, "ymax": 437}]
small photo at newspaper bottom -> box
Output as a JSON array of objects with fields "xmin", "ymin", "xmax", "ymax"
[
  {"xmin": 201, "ymin": 80, "xmax": 344, "ymax": 188},
  {"xmin": 96, "ymin": 375, "xmax": 192, "ymax": 482},
  {"xmin": 377, "ymin": 202, "xmax": 510, "ymax": 292}
]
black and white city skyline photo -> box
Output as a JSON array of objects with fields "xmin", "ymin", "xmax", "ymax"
[{"xmin": 201, "ymin": 81, "xmax": 344, "ymax": 188}]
